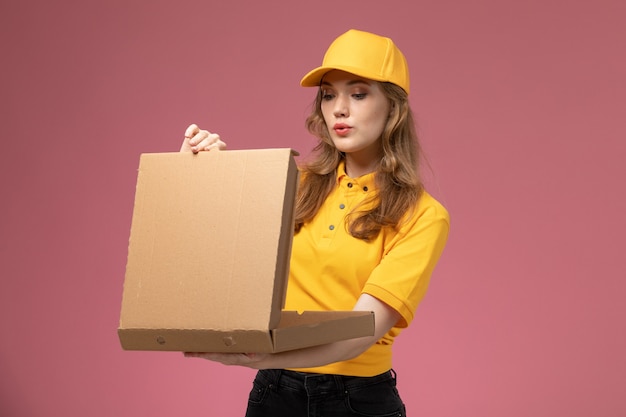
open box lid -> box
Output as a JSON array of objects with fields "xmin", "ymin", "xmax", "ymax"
[{"xmin": 118, "ymin": 149, "xmax": 374, "ymax": 352}]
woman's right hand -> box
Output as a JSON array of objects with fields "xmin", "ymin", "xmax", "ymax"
[{"xmin": 180, "ymin": 124, "xmax": 227, "ymax": 153}]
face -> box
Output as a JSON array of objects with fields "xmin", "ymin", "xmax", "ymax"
[{"xmin": 320, "ymin": 70, "xmax": 390, "ymax": 165}]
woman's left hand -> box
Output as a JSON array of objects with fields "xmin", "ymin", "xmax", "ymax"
[{"xmin": 184, "ymin": 352, "xmax": 270, "ymax": 369}]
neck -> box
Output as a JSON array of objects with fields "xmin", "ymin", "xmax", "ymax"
[{"xmin": 344, "ymin": 154, "xmax": 380, "ymax": 178}]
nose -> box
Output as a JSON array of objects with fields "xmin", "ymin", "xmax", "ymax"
[{"xmin": 333, "ymin": 95, "xmax": 349, "ymax": 118}]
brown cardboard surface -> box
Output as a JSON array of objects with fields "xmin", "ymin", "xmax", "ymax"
[{"xmin": 118, "ymin": 149, "xmax": 374, "ymax": 352}]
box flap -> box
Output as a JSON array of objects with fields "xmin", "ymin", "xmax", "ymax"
[{"xmin": 119, "ymin": 149, "xmax": 298, "ymax": 335}]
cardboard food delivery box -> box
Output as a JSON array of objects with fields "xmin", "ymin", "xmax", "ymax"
[{"xmin": 118, "ymin": 149, "xmax": 374, "ymax": 353}]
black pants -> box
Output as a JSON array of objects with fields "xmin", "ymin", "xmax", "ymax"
[{"xmin": 245, "ymin": 369, "xmax": 406, "ymax": 417}]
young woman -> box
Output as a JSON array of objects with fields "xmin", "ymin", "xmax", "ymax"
[{"xmin": 181, "ymin": 29, "xmax": 449, "ymax": 417}]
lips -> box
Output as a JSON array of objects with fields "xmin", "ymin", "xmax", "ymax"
[{"xmin": 333, "ymin": 123, "xmax": 352, "ymax": 136}]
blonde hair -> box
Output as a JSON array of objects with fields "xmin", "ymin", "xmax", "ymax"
[{"xmin": 295, "ymin": 82, "xmax": 423, "ymax": 240}]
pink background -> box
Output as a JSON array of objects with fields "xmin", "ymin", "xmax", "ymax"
[{"xmin": 1, "ymin": 0, "xmax": 624, "ymax": 416}]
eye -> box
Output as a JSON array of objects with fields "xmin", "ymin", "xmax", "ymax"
[
  {"xmin": 321, "ymin": 90, "xmax": 335, "ymax": 101},
  {"xmin": 352, "ymin": 93, "xmax": 367, "ymax": 100}
]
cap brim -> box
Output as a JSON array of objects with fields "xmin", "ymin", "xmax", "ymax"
[{"xmin": 300, "ymin": 65, "xmax": 388, "ymax": 88}]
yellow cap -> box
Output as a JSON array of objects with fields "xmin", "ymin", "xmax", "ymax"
[{"xmin": 300, "ymin": 29, "xmax": 410, "ymax": 95}]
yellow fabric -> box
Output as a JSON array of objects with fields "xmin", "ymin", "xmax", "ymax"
[{"xmin": 286, "ymin": 162, "xmax": 450, "ymax": 376}]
